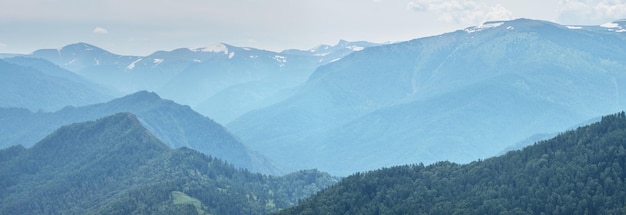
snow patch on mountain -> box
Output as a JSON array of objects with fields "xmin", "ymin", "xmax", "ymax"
[
  {"xmin": 273, "ymin": 55, "xmax": 287, "ymax": 67},
  {"xmin": 347, "ymin": 46, "xmax": 364, "ymax": 51},
  {"xmin": 66, "ymin": 59, "xmax": 77, "ymax": 65},
  {"xmin": 195, "ymin": 43, "xmax": 229, "ymax": 54},
  {"xmin": 229, "ymin": 52, "xmax": 235, "ymax": 59},
  {"xmin": 153, "ymin": 58, "xmax": 164, "ymax": 65},
  {"xmin": 601, "ymin": 22, "xmax": 619, "ymax": 28},
  {"xmin": 309, "ymin": 45, "xmax": 331, "ymax": 53},
  {"xmin": 315, "ymin": 52, "xmax": 330, "ymax": 57},
  {"xmin": 567, "ymin": 26, "xmax": 583, "ymax": 30},
  {"xmin": 127, "ymin": 58, "xmax": 143, "ymax": 70},
  {"xmin": 600, "ymin": 21, "xmax": 626, "ymax": 33},
  {"xmin": 464, "ymin": 22, "xmax": 504, "ymax": 33}
]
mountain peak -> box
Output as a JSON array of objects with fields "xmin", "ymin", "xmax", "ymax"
[
  {"xmin": 60, "ymin": 42, "xmax": 107, "ymax": 53},
  {"xmin": 192, "ymin": 43, "xmax": 230, "ymax": 53},
  {"xmin": 459, "ymin": 18, "xmax": 560, "ymax": 34},
  {"xmin": 33, "ymin": 112, "xmax": 168, "ymax": 163},
  {"xmin": 121, "ymin": 90, "xmax": 163, "ymax": 102},
  {"xmin": 108, "ymin": 111, "xmax": 140, "ymax": 122},
  {"xmin": 336, "ymin": 39, "xmax": 349, "ymax": 46},
  {"xmin": 101, "ymin": 90, "xmax": 167, "ymax": 109},
  {"xmin": 462, "ymin": 21, "xmax": 506, "ymax": 33}
]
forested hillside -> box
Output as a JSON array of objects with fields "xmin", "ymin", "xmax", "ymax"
[
  {"xmin": 279, "ymin": 112, "xmax": 626, "ymax": 214},
  {"xmin": 0, "ymin": 113, "xmax": 337, "ymax": 215}
]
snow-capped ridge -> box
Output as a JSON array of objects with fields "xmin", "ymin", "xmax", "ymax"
[
  {"xmin": 184, "ymin": 43, "xmax": 261, "ymax": 59},
  {"xmin": 463, "ymin": 21, "xmax": 504, "ymax": 33},
  {"xmin": 601, "ymin": 22, "xmax": 619, "ymax": 28},
  {"xmin": 600, "ymin": 19, "xmax": 626, "ymax": 32},
  {"xmin": 309, "ymin": 44, "xmax": 332, "ymax": 53},
  {"xmin": 307, "ymin": 40, "xmax": 372, "ymax": 53},
  {"xmin": 192, "ymin": 43, "xmax": 229, "ymax": 54},
  {"xmin": 347, "ymin": 46, "xmax": 365, "ymax": 51}
]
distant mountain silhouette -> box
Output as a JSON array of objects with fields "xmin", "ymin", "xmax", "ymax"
[
  {"xmin": 28, "ymin": 41, "xmax": 380, "ymax": 123},
  {"xmin": 0, "ymin": 57, "xmax": 115, "ymax": 111},
  {"xmin": 229, "ymin": 19, "xmax": 626, "ymax": 175}
]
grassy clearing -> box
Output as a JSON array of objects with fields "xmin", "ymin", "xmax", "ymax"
[{"xmin": 172, "ymin": 191, "xmax": 208, "ymax": 215}]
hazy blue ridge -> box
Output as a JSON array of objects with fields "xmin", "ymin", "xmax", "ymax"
[
  {"xmin": 0, "ymin": 58, "xmax": 114, "ymax": 112},
  {"xmin": 27, "ymin": 41, "xmax": 381, "ymax": 124},
  {"xmin": 0, "ymin": 91, "xmax": 284, "ymax": 175},
  {"xmin": 228, "ymin": 18, "xmax": 626, "ymax": 175}
]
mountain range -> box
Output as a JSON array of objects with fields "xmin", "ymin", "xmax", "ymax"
[
  {"xmin": 4, "ymin": 18, "xmax": 626, "ymax": 177},
  {"xmin": 27, "ymin": 40, "xmax": 380, "ymax": 123},
  {"xmin": 3, "ymin": 17, "xmax": 626, "ymax": 214},
  {"xmin": 228, "ymin": 18, "xmax": 626, "ymax": 175},
  {"xmin": 0, "ymin": 112, "xmax": 337, "ymax": 214},
  {"xmin": 0, "ymin": 91, "xmax": 283, "ymax": 175}
]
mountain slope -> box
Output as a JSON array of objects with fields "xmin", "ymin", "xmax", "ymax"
[
  {"xmin": 0, "ymin": 113, "xmax": 337, "ymax": 215},
  {"xmin": 280, "ymin": 112, "xmax": 626, "ymax": 214},
  {"xmin": 0, "ymin": 91, "xmax": 283, "ymax": 175},
  {"xmin": 0, "ymin": 58, "xmax": 114, "ymax": 111},
  {"xmin": 229, "ymin": 18, "xmax": 626, "ymax": 175}
]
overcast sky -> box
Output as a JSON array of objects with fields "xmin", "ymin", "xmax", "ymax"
[{"xmin": 1, "ymin": 0, "xmax": 626, "ymax": 56}]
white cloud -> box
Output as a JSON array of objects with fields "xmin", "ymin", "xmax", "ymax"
[
  {"xmin": 407, "ymin": 0, "xmax": 513, "ymax": 25},
  {"xmin": 557, "ymin": 0, "xmax": 626, "ymax": 24},
  {"xmin": 407, "ymin": 0, "xmax": 429, "ymax": 11},
  {"xmin": 92, "ymin": 27, "xmax": 109, "ymax": 34},
  {"xmin": 483, "ymin": 5, "xmax": 514, "ymax": 23}
]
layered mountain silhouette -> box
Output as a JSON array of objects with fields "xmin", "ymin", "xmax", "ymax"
[
  {"xmin": 28, "ymin": 41, "xmax": 380, "ymax": 123},
  {"xmin": 0, "ymin": 91, "xmax": 283, "ymax": 175},
  {"xmin": 0, "ymin": 57, "xmax": 115, "ymax": 111},
  {"xmin": 7, "ymin": 18, "xmax": 626, "ymax": 177},
  {"xmin": 229, "ymin": 19, "xmax": 626, "ymax": 175},
  {"xmin": 0, "ymin": 113, "xmax": 337, "ymax": 214},
  {"xmin": 280, "ymin": 112, "xmax": 626, "ymax": 214}
]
